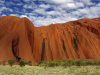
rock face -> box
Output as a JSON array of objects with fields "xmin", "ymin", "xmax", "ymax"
[{"xmin": 0, "ymin": 16, "xmax": 100, "ymax": 64}]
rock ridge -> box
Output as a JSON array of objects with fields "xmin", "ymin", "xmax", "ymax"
[{"xmin": 0, "ymin": 16, "xmax": 100, "ymax": 64}]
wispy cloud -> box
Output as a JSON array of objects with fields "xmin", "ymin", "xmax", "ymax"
[
  {"xmin": 0, "ymin": 0, "xmax": 5, "ymax": 7},
  {"xmin": 80, "ymin": 0, "xmax": 95, "ymax": 5},
  {"xmin": 20, "ymin": 15, "xmax": 28, "ymax": 18},
  {"xmin": 50, "ymin": 0, "xmax": 74, "ymax": 4},
  {"xmin": 60, "ymin": 2, "xmax": 84, "ymax": 9},
  {"xmin": 39, "ymin": 4, "xmax": 51, "ymax": 9},
  {"xmin": 0, "ymin": 0, "xmax": 100, "ymax": 26},
  {"xmin": 0, "ymin": 7, "xmax": 13, "ymax": 12},
  {"xmin": 9, "ymin": 14, "xmax": 19, "ymax": 16},
  {"xmin": 23, "ymin": 1, "xmax": 37, "ymax": 9}
]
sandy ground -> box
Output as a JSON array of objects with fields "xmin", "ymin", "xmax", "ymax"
[{"xmin": 0, "ymin": 65, "xmax": 100, "ymax": 75}]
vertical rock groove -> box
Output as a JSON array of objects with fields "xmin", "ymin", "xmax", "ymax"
[
  {"xmin": 12, "ymin": 37, "xmax": 21, "ymax": 61},
  {"xmin": 72, "ymin": 27, "xmax": 78, "ymax": 50},
  {"xmin": 63, "ymin": 40, "xmax": 65, "ymax": 52},
  {"xmin": 41, "ymin": 38, "xmax": 45, "ymax": 61}
]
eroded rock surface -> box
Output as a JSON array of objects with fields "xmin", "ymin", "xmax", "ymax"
[{"xmin": 0, "ymin": 16, "xmax": 100, "ymax": 64}]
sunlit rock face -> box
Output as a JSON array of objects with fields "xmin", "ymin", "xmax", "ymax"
[{"xmin": 0, "ymin": 16, "xmax": 100, "ymax": 64}]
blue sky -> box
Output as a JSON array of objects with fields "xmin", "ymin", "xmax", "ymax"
[{"xmin": 0, "ymin": 0, "xmax": 100, "ymax": 26}]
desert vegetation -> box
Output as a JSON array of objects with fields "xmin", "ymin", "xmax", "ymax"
[
  {"xmin": 18, "ymin": 60, "xmax": 25, "ymax": 67},
  {"xmin": 8, "ymin": 59, "xmax": 15, "ymax": 67},
  {"xmin": 0, "ymin": 59, "xmax": 100, "ymax": 75},
  {"xmin": 35, "ymin": 59, "xmax": 100, "ymax": 67}
]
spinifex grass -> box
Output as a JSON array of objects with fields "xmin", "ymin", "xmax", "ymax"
[{"xmin": 0, "ymin": 65, "xmax": 100, "ymax": 75}]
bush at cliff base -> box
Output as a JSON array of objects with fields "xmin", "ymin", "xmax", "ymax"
[
  {"xmin": 8, "ymin": 59, "xmax": 15, "ymax": 67},
  {"xmin": 18, "ymin": 60, "xmax": 25, "ymax": 67}
]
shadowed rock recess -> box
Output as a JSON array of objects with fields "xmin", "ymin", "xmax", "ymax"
[{"xmin": 0, "ymin": 16, "xmax": 100, "ymax": 64}]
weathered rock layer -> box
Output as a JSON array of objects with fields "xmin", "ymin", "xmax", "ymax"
[{"xmin": 0, "ymin": 16, "xmax": 100, "ymax": 64}]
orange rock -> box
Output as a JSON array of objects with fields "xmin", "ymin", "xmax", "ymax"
[{"xmin": 0, "ymin": 16, "xmax": 100, "ymax": 64}]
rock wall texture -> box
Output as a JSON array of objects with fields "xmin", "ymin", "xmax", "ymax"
[{"xmin": 0, "ymin": 16, "xmax": 100, "ymax": 64}]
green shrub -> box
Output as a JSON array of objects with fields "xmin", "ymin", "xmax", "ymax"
[
  {"xmin": 62, "ymin": 61, "xmax": 68, "ymax": 67},
  {"xmin": 62, "ymin": 59, "xmax": 75, "ymax": 67},
  {"xmin": 29, "ymin": 64, "xmax": 32, "ymax": 66},
  {"xmin": 75, "ymin": 59, "xmax": 95, "ymax": 66},
  {"xmin": 52, "ymin": 60, "xmax": 60, "ymax": 66},
  {"xmin": 8, "ymin": 59, "xmax": 15, "ymax": 67},
  {"xmin": 35, "ymin": 59, "xmax": 100, "ymax": 67},
  {"xmin": 94, "ymin": 59, "xmax": 100, "ymax": 65},
  {"xmin": 25, "ymin": 61, "xmax": 28, "ymax": 65},
  {"xmin": 43, "ymin": 60, "xmax": 47, "ymax": 64},
  {"xmin": 18, "ymin": 60, "xmax": 25, "ymax": 67},
  {"xmin": 35, "ymin": 63, "xmax": 39, "ymax": 66},
  {"xmin": 35, "ymin": 60, "xmax": 48, "ymax": 66},
  {"xmin": 81, "ymin": 59, "xmax": 88, "ymax": 66},
  {"xmin": 86, "ymin": 59, "xmax": 95, "ymax": 65},
  {"xmin": 67, "ymin": 59, "xmax": 74, "ymax": 67},
  {"xmin": 36, "ymin": 61, "xmax": 44, "ymax": 65},
  {"xmin": 47, "ymin": 61, "xmax": 56, "ymax": 67},
  {"xmin": 75, "ymin": 60, "xmax": 81, "ymax": 67},
  {"xmin": 26, "ymin": 60, "xmax": 32, "ymax": 66},
  {"xmin": 27, "ymin": 60, "xmax": 32, "ymax": 64},
  {"xmin": 77, "ymin": 59, "xmax": 87, "ymax": 66}
]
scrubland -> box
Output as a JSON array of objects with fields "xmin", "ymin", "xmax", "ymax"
[{"xmin": 0, "ymin": 59, "xmax": 100, "ymax": 75}]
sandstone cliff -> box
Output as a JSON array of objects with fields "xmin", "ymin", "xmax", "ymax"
[{"xmin": 0, "ymin": 16, "xmax": 100, "ymax": 64}]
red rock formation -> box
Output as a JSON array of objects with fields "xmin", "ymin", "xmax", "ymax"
[{"xmin": 0, "ymin": 16, "xmax": 100, "ymax": 64}]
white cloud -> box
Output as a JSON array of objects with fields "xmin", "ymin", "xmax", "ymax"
[
  {"xmin": 60, "ymin": 2, "xmax": 84, "ymax": 9},
  {"xmin": 96, "ymin": 3, "xmax": 100, "ymax": 6},
  {"xmin": 9, "ymin": 14, "xmax": 19, "ymax": 17},
  {"xmin": 9, "ymin": 9, "xmax": 13, "ymax": 12},
  {"xmin": 70, "ymin": 2, "xmax": 100, "ymax": 19},
  {"xmin": 24, "ymin": 5, "xmax": 33, "ymax": 9},
  {"xmin": 16, "ymin": 2, "xmax": 23, "ymax": 6},
  {"xmin": 80, "ymin": 0, "xmax": 95, "ymax": 5},
  {"xmin": 50, "ymin": 0, "xmax": 73, "ymax": 4},
  {"xmin": 0, "ymin": 0, "xmax": 5, "ymax": 7},
  {"xmin": 28, "ymin": 15, "xmax": 36, "ymax": 20},
  {"xmin": 75, "ymin": 2, "xmax": 84, "ymax": 7},
  {"xmin": 1, "ymin": 0, "xmax": 100, "ymax": 27},
  {"xmin": 39, "ymin": 4, "xmax": 51, "ymax": 9},
  {"xmin": 0, "ymin": 0, "xmax": 5, "ymax": 3},
  {"xmin": 38, "ymin": 0, "xmax": 74, "ymax": 4},
  {"xmin": 25, "ymin": 12, "xmax": 36, "ymax": 16},
  {"xmin": 32, "ymin": 16, "xmax": 78, "ymax": 26},
  {"xmin": 33, "ymin": 8, "xmax": 45, "ymax": 15},
  {"xmin": 71, "ymin": 11, "xmax": 81, "ymax": 16},
  {"xmin": 33, "ymin": 7, "xmax": 64, "ymax": 16},
  {"xmin": 25, "ymin": 9, "xmax": 78, "ymax": 26},
  {"xmin": 0, "ymin": 7, "xmax": 13, "ymax": 12},
  {"xmin": 1, "ymin": 14, "xmax": 6, "ymax": 16},
  {"xmin": 78, "ymin": 8, "xmax": 90, "ymax": 14},
  {"xmin": 90, "ymin": 5, "xmax": 100, "ymax": 15},
  {"xmin": 23, "ymin": 1, "xmax": 37, "ymax": 9},
  {"xmin": 23, "ymin": 0, "xmax": 36, "ymax": 2},
  {"xmin": 66, "ymin": 3, "xmax": 76, "ymax": 9},
  {"xmin": 20, "ymin": 15, "xmax": 28, "ymax": 18},
  {"xmin": 5, "ymin": 2, "xmax": 15, "ymax": 6},
  {"xmin": 21, "ymin": 0, "xmax": 100, "ymax": 26},
  {"xmin": 0, "ymin": 7, "xmax": 6, "ymax": 11},
  {"xmin": 46, "ymin": 11, "xmax": 61, "ymax": 15}
]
